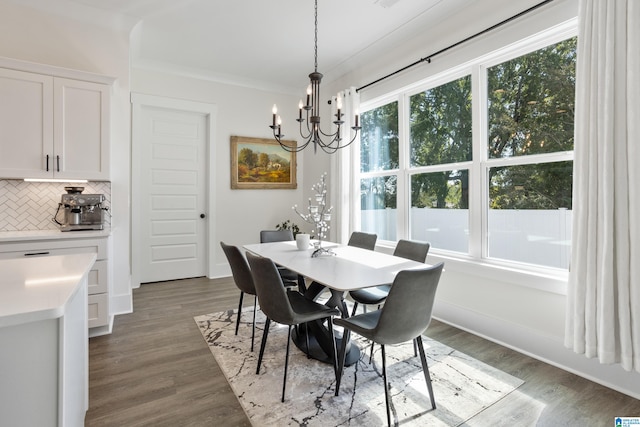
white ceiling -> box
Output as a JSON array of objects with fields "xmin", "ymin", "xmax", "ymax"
[
  {"xmin": 128, "ymin": 0, "xmax": 472, "ymax": 93},
  {"xmin": 14, "ymin": 0, "xmax": 524, "ymax": 93}
]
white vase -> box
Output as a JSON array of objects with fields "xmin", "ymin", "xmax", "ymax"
[{"xmin": 296, "ymin": 233, "xmax": 310, "ymax": 250}]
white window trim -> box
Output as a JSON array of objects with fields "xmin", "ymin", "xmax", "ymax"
[{"xmin": 357, "ymin": 18, "xmax": 578, "ymax": 294}]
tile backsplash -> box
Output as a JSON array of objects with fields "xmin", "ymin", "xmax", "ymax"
[{"xmin": 0, "ymin": 180, "xmax": 111, "ymax": 231}]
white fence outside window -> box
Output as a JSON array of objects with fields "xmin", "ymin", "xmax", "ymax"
[{"xmin": 361, "ymin": 208, "xmax": 572, "ymax": 269}]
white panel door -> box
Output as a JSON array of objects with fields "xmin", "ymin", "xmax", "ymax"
[{"xmin": 138, "ymin": 106, "xmax": 208, "ymax": 283}]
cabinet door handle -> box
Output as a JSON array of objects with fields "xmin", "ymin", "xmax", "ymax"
[
  {"xmin": 46, "ymin": 154, "xmax": 50, "ymax": 171},
  {"xmin": 24, "ymin": 251, "xmax": 50, "ymax": 257},
  {"xmin": 56, "ymin": 155, "xmax": 60, "ymax": 172}
]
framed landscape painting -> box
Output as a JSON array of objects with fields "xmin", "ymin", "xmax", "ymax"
[{"xmin": 230, "ymin": 136, "xmax": 297, "ymax": 189}]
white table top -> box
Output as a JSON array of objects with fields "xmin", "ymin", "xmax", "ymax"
[
  {"xmin": 243, "ymin": 241, "xmax": 428, "ymax": 292},
  {"xmin": 0, "ymin": 252, "xmax": 97, "ymax": 327}
]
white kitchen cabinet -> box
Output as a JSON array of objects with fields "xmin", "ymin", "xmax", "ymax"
[
  {"xmin": 53, "ymin": 77, "xmax": 110, "ymax": 180},
  {"xmin": 86, "ymin": 259, "xmax": 109, "ymax": 328},
  {"xmin": 0, "ymin": 233, "xmax": 112, "ymax": 335},
  {"xmin": 88, "ymin": 292, "xmax": 109, "ymax": 329},
  {"xmin": 0, "ymin": 68, "xmax": 53, "ymax": 178},
  {"xmin": 0, "ymin": 67, "xmax": 110, "ymax": 180}
]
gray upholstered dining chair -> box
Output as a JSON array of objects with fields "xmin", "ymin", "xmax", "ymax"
[
  {"xmin": 349, "ymin": 239, "xmax": 430, "ymax": 316},
  {"xmin": 349, "ymin": 239, "xmax": 430, "ymax": 360},
  {"xmin": 347, "ymin": 231, "xmax": 378, "ymax": 250},
  {"xmin": 220, "ymin": 242, "xmax": 258, "ymax": 352},
  {"xmin": 260, "ymin": 229, "xmax": 305, "ymax": 291},
  {"xmin": 260, "ymin": 229, "xmax": 294, "ymax": 243},
  {"xmin": 246, "ymin": 251, "xmax": 340, "ymax": 402},
  {"xmin": 334, "ymin": 262, "xmax": 444, "ymax": 426}
]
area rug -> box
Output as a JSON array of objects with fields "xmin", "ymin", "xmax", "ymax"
[{"xmin": 194, "ymin": 308, "xmax": 524, "ymax": 426}]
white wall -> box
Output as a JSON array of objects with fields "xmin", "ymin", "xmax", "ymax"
[
  {"xmin": 130, "ymin": 68, "xmax": 333, "ymax": 277},
  {"xmin": 326, "ymin": 0, "xmax": 640, "ymax": 398},
  {"xmin": 0, "ymin": 0, "xmax": 133, "ymax": 316}
]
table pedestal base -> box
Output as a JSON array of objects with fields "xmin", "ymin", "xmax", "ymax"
[
  {"xmin": 291, "ymin": 325, "xmax": 360, "ymax": 366},
  {"xmin": 290, "ymin": 281, "xmax": 361, "ymax": 366}
]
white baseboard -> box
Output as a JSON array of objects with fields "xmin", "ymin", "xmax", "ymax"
[
  {"xmin": 88, "ymin": 317, "xmax": 113, "ymax": 338},
  {"xmin": 209, "ymin": 262, "xmax": 231, "ymax": 280},
  {"xmin": 432, "ymin": 300, "xmax": 640, "ymax": 400},
  {"xmin": 110, "ymin": 293, "xmax": 133, "ymax": 317}
]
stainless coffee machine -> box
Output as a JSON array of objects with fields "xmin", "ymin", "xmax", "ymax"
[{"xmin": 53, "ymin": 187, "xmax": 107, "ymax": 231}]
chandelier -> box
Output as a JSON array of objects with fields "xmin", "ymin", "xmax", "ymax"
[{"xmin": 269, "ymin": 0, "xmax": 361, "ymax": 153}]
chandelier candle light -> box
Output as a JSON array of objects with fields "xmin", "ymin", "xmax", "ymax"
[
  {"xmin": 293, "ymin": 173, "xmax": 334, "ymax": 257},
  {"xmin": 269, "ymin": 0, "xmax": 361, "ymax": 154}
]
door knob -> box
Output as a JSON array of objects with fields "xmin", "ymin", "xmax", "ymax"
[{"xmin": 200, "ymin": 213, "xmax": 206, "ymax": 219}]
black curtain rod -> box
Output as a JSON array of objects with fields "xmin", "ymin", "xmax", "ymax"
[{"xmin": 356, "ymin": 0, "xmax": 556, "ymax": 93}]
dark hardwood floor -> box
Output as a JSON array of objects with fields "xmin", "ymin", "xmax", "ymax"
[{"xmin": 86, "ymin": 277, "xmax": 639, "ymax": 426}]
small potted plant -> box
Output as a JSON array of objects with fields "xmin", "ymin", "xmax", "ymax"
[{"xmin": 275, "ymin": 220, "xmax": 301, "ymax": 237}]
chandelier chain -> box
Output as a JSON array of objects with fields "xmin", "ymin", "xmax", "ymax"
[{"xmin": 314, "ymin": 0, "xmax": 318, "ymax": 72}]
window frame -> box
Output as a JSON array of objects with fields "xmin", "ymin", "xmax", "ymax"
[{"xmin": 356, "ymin": 19, "xmax": 577, "ymax": 291}]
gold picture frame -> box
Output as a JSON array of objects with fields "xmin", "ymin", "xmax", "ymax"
[{"xmin": 230, "ymin": 136, "xmax": 297, "ymax": 189}]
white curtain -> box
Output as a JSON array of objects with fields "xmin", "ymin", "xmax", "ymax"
[
  {"xmin": 565, "ymin": 0, "xmax": 640, "ymax": 372},
  {"xmin": 331, "ymin": 87, "xmax": 360, "ymax": 244}
]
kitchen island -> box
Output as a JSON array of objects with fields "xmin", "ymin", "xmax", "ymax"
[{"xmin": 0, "ymin": 252, "xmax": 96, "ymax": 427}]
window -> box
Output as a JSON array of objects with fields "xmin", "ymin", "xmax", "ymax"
[
  {"xmin": 409, "ymin": 76, "xmax": 472, "ymax": 253},
  {"xmin": 359, "ymin": 101, "xmax": 398, "ymax": 241},
  {"xmin": 357, "ymin": 33, "xmax": 576, "ymax": 271},
  {"xmin": 486, "ymin": 38, "xmax": 576, "ymax": 268}
]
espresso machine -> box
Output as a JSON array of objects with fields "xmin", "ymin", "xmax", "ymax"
[{"xmin": 53, "ymin": 187, "xmax": 107, "ymax": 231}]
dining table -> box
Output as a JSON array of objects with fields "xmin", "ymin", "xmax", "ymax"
[{"xmin": 243, "ymin": 240, "xmax": 428, "ymax": 366}]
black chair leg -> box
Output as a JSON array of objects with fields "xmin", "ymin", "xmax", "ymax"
[
  {"xmin": 297, "ymin": 274, "xmax": 307, "ymax": 293},
  {"xmin": 282, "ymin": 325, "xmax": 292, "ymax": 402},
  {"xmin": 413, "ymin": 338, "xmax": 417, "ymax": 357},
  {"xmin": 235, "ymin": 291, "xmax": 244, "ymax": 335},
  {"xmin": 340, "ymin": 299, "xmax": 350, "ymax": 318},
  {"xmin": 416, "ymin": 336, "xmax": 436, "ymax": 410},
  {"xmin": 368, "ymin": 304, "xmax": 381, "ymax": 364},
  {"xmin": 250, "ymin": 298, "xmax": 257, "ymax": 352},
  {"xmin": 351, "ymin": 302, "xmax": 359, "ymax": 317},
  {"xmin": 335, "ymin": 328, "xmax": 350, "ymax": 396},
  {"xmin": 328, "ymin": 317, "xmax": 339, "ymax": 384},
  {"xmin": 381, "ymin": 344, "xmax": 392, "ymax": 427},
  {"xmin": 304, "ymin": 322, "xmax": 310, "ymax": 358},
  {"xmin": 256, "ymin": 318, "xmax": 271, "ymax": 374}
]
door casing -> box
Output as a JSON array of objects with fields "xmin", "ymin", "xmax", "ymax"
[{"xmin": 131, "ymin": 93, "xmax": 217, "ymax": 287}]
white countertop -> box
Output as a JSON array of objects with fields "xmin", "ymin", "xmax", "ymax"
[
  {"xmin": 0, "ymin": 228, "xmax": 111, "ymax": 243},
  {"xmin": 0, "ymin": 252, "xmax": 97, "ymax": 327}
]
